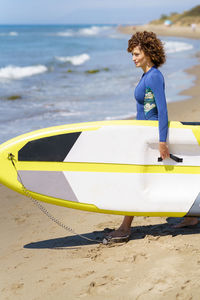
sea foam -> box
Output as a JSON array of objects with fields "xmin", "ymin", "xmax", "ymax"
[
  {"xmin": 55, "ymin": 26, "xmax": 111, "ymax": 37},
  {"xmin": 0, "ymin": 65, "xmax": 47, "ymax": 80},
  {"xmin": 0, "ymin": 32, "xmax": 19, "ymax": 36},
  {"xmin": 55, "ymin": 53, "xmax": 90, "ymax": 66},
  {"xmin": 9, "ymin": 32, "xmax": 18, "ymax": 36},
  {"xmin": 56, "ymin": 31, "xmax": 73, "ymax": 37},
  {"xmin": 78, "ymin": 26, "xmax": 108, "ymax": 36},
  {"xmin": 164, "ymin": 41, "xmax": 193, "ymax": 54}
]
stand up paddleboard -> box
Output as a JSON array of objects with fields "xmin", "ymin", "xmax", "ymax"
[{"xmin": 1, "ymin": 120, "xmax": 200, "ymax": 217}]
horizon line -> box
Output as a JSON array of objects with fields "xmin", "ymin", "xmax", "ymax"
[{"xmin": 0, "ymin": 22, "xmax": 141, "ymax": 26}]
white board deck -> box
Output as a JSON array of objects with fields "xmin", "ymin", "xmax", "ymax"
[{"xmin": 0, "ymin": 120, "xmax": 200, "ymax": 217}]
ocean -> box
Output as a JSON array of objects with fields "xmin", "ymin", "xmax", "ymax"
[{"xmin": 0, "ymin": 24, "xmax": 199, "ymax": 143}]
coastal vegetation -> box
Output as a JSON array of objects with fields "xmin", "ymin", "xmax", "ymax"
[{"xmin": 150, "ymin": 5, "xmax": 200, "ymax": 25}]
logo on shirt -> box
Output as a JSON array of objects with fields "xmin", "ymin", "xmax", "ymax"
[{"xmin": 144, "ymin": 88, "xmax": 157, "ymax": 115}]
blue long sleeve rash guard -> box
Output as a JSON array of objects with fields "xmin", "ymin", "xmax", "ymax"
[{"xmin": 134, "ymin": 66, "xmax": 168, "ymax": 142}]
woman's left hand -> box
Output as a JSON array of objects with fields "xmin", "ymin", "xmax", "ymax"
[{"xmin": 159, "ymin": 142, "xmax": 170, "ymax": 160}]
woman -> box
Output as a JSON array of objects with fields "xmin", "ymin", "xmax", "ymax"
[{"xmin": 106, "ymin": 31, "xmax": 197, "ymax": 243}]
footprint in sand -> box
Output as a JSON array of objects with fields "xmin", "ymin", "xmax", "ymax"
[
  {"xmin": 75, "ymin": 270, "xmax": 95, "ymax": 279},
  {"xmin": 10, "ymin": 282, "xmax": 24, "ymax": 294},
  {"xmin": 81, "ymin": 274, "xmax": 126, "ymax": 297}
]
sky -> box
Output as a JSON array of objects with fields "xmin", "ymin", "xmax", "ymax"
[{"xmin": 0, "ymin": 0, "xmax": 200, "ymax": 24}]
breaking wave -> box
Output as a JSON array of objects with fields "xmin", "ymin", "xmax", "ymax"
[
  {"xmin": 0, "ymin": 65, "xmax": 47, "ymax": 80},
  {"xmin": 55, "ymin": 53, "xmax": 90, "ymax": 66},
  {"xmin": 55, "ymin": 26, "xmax": 112, "ymax": 37},
  {"xmin": 0, "ymin": 31, "xmax": 18, "ymax": 36},
  {"xmin": 164, "ymin": 41, "xmax": 193, "ymax": 53}
]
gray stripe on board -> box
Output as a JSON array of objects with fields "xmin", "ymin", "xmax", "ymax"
[
  {"xmin": 186, "ymin": 193, "xmax": 200, "ymax": 217},
  {"xmin": 18, "ymin": 170, "xmax": 79, "ymax": 202}
]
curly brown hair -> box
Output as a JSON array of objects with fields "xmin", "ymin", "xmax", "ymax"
[{"xmin": 127, "ymin": 31, "xmax": 166, "ymax": 67}]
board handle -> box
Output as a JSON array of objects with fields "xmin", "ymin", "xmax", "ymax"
[{"xmin": 158, "ymin": 154, "xmax": 183, "ymax": 163}]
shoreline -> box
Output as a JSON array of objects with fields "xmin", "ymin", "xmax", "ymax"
[
  {"xmin": 118, "ymin": 24, "xmax": 200, "ymax": 39},
  {"xmin": 168, "ymin": 61, "xmax": 200, "ymax": 121}
]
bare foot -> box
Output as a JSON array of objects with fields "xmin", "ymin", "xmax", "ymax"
[
  {"xmin": 174, "ymin": 217, "xmax": 199, "ymax": 228},
  {"xmin": 106, "ymin": 227, "xmax": 131, "ymax": 239}
]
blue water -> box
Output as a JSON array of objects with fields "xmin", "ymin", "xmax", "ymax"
[{"xmin": 0, "ymin": 24, "xmax": 199, "ymax": 143}]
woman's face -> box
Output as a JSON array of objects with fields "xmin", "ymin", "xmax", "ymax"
[{"xmin": 132, "ymin": 46, "xmax": 151, "ymax": 70}]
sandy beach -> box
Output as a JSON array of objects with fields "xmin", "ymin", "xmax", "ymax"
[
  {"xmin": 1, "ymin": 24, "xmax": 200, "ymax": 300},
  {"xmin": 118, "ymin": 23, "xmax": 200, "ymax": 39}
]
